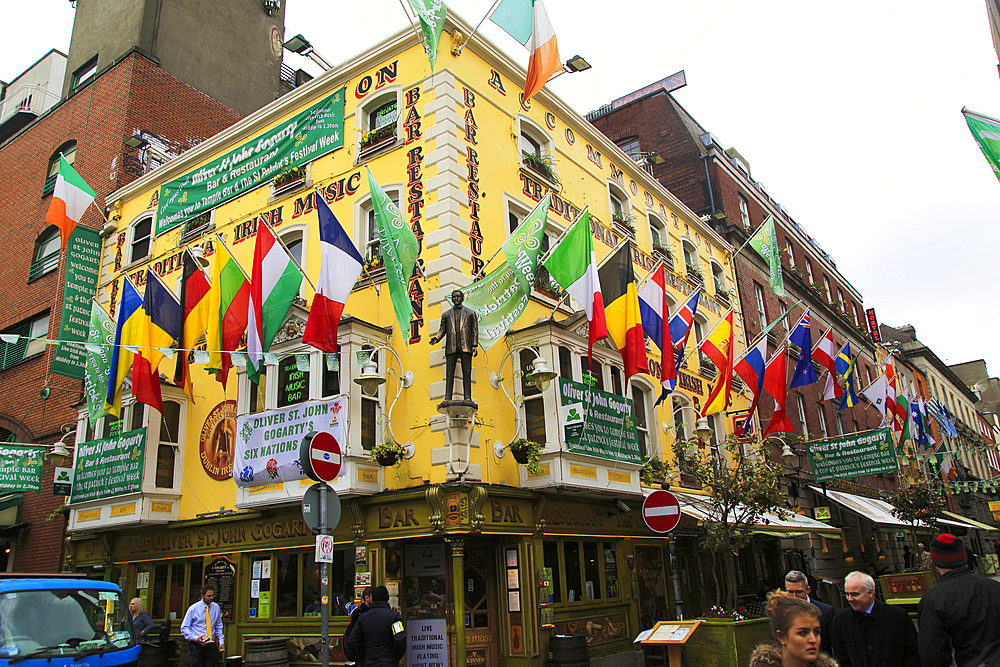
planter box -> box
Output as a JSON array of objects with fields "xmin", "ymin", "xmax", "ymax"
[{"xmin": 682, "ymin": 617, "xmax": 769, "ymax": 667}]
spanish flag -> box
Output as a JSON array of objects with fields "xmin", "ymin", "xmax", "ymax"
[
  {"xmin": 597, "ymin": 244, "xmax": 648, "ymax": 382},
  {"xmin": 700, "ymin": 310, "xmax": 734, "ymax": 416}
]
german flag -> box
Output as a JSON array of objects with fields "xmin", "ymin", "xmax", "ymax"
[
  {"xmin": 174, "ymin": 249, "xmax": 212, "ymax": 402},
  {"xmin": 597, "ymin": 244, "xmax": 648, "ymax": 382}
]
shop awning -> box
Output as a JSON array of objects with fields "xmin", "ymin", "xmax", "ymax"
[
  {"xmin": 808, "ymin": 486, "xmax": 912, "ymax": 528},
  {"xmin": 941, "ymin": 511, "xmax": 997, "ymax": 532},
  {"xmin": 667, "ymin": 490, "xmax": 841, "ymax": 535}
]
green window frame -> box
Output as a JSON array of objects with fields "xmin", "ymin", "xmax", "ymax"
[
  {"xmin": 247, "ymin": 548, "xmax": 355, "ymax": 621},
  {"xmin": 542, "ymin": 538, "xmax": 621, "ymax": 606},
  {"xmin": 29, "ymin": 226, "xmax": 60, "ymax": 281},
  {"xmin": 0, "ymin": 313, "xmax": 49, "ymax": 371}
]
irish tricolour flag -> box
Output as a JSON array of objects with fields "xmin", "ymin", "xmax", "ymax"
[
  {"xmin": 491, "ymin": 0, "xmax": 561, "ymax": 102},
  {"xmin": 45, "ymin": 156, "xmax": 96, "ymax": 250},
  {"xmin": 247, "ymin": 221, "xmax": 301, "ymax": 381},
  {"xmin": 542, "ymin": 208, "xmax": 606, "ymax": 359}
]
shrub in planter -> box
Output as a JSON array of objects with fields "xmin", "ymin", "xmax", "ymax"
[
  {"xmin": 369, "ymin": 440, "xmax": 406, "ymax": 467},
  {"xmin": 508, "ymin": 439, "xmax": 542, "ymax": 475}
]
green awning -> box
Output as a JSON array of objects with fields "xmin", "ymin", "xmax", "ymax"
[{"xmin": 942, "ymin": 511, "xmax": 997, "ymax": 532}]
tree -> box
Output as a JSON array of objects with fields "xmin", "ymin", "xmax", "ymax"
[
  {"xmin": 889, "ymin": 477, "xmax": 945, "ymax": 545},
  {"xmin": 671, "ymin": 434, "xmax": 788, "ymax": 613}
]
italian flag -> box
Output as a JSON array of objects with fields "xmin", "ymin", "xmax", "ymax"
[
  {"xmin": 247, "ymin": 222, "xmax": 301, "ymax": 382},
  {"xmin": 45, "ymin": 156, "xmax": 96, "ymax": 250},
  {"xmin": 206, "ymin": 242, "xmax": 250, "ymax": 390},
  {"xmin": 543, "ymin": 209, "xmax": 606, "ymax": 358}
]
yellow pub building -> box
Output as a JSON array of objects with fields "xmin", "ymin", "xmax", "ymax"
[{"xmin": 62, "ymin": 11, "xmax": 770, "ymax": 667}]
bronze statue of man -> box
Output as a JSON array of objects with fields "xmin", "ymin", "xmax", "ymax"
[{"xmin": 430, "ymin": 289, "xmax": 479, "ymax": 402}]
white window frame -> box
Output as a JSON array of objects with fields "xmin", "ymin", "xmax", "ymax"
[
  {"xmin": 836, "ymin": 412, "xmax": 845, "ymax": 435},
  {"xmin": 278, "ymin": 223, "xmax": 307, "ymax": 298},
  {"xmin": 127, "ymin": 213, "xmax": 154, "ymax": 266},
  {"xmin": 672, "ymin": 394, "xmax": 694, "ymax": 441},
  {"xmin": 785, "ymin": 240, "xmax": 794, "ymax": 268},
  {"xmin": 631, "ymin": 378, "xmax": 656, "ymax": 458},
  {"xmin": 355, "ymin": 185, "xmax": 403, "ymax": 276},
  {"xmin": 608, "ymin": 182, "xmax": 632, "ymax": 234},
  {"xmin": 25, "ymin": 312, "xmax": 50, "ymax": 358},
  {"xmin": 739, "ymin": 195, "xmax": 750, "ymax": 230},
  {"xmin": 711, "ymin": 261, "xmax": 727, "ymax": 298},
  {"xmin": 356, "ymin": 87, "xmax": 402, "ymax": 161},
  {"xmin": 648, "ymin": 212, "xmax": 668, "ymax": 253},
  {"xmin": 806, "ymin": 259, "xmax": 814, "ymax": 284},
  {"xmin": 817, "ymin": 404, "xmax": 829, "ymax": 439},
  {"xmin": 517, "ymin": 115, "xmax": 556, "ymax": 182},
  {"xmin": 823, "ymin": 276, "xmax": 832, "ymax": 301},
  {"xmin": 754, "ymin": 283, "xmax": 768, "ymax": 329}
]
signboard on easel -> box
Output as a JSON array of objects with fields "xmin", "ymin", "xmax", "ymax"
[{"xmin": 639, "ymin": 620, "xmax": 702, "ymax": 667}]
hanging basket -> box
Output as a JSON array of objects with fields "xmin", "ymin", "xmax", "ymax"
[
  {"xmin": 511, "ymin": 448, "xmax": 530, "ymax": 465},
  {"xmin": 376, "ymin": 451, "xmax": 401, "ymax": 467}
]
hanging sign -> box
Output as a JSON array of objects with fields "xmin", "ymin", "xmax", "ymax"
[
  {"xmin": 804, "ymin": 429, "xmax": 898, "ymax": 482},
  {"xmin": 69, "ymin": 429, "xmax": 146, "ymax": 503},
  {"xmin": 51, "ymin": 227, "xmax": 103, "ymax": 379},
  {"xmin": 234, "ymin": 396, "xmax": 347, "ymax": 488},
  {"xmin": 156, "ymin": 87, "xmax": 346, "ymax": 235},
  {"xmin": 0, "ymin": 445, "xmax": 44, "ymax": 493},
  {"xmin": 558, "ymin": 378, "xmax": 642, "ymax": 464}
]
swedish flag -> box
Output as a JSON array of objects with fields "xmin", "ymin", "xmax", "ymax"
[{"xmin": 835, "ymin": 342, "xmax": 859, "ymax": 409}]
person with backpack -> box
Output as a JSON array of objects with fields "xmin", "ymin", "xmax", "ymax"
[{"xmin": 343, "ymin": 587, "xmax": 372, "ymax": 665}]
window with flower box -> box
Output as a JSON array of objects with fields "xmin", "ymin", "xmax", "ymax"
[
  {"xmin": 357, "ymin": 91, "xmax": 400, "ymax": 160},
  {"xmin": 518, "ymin": 116, "xmax": 558, "ymax": 186}
]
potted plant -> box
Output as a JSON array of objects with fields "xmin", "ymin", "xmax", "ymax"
[
  {"xmin": 640, "ymin": 455, "xmax": 666, "ymax": 486},
  {"xmin": 522, "ymin": 151, "xmax": 560, "ymax": 184},
  {"xmin": 369, "ymin": 439, "xmax": 406, "ymax": 467},
  {"xmin": 508, "ymin": 438, "xmax": 543, "ymax": 475},
  {"xmin": 612, "ymin": 211, "xmax": 635, "ymax": 236},
  {"xmin": 359, "ymin": 124, "xmax": 397, "ymax": 153},
  {"xmin": 273, "ymin": 165, "xmax": 306, "ymax": 192},
  {"xmin": 652, "ymin": 242, "xmax": 672, "ymax": 264},
  {"xmin": 686, "ymin": 264, "xmax": 704, "ymax": 284}
]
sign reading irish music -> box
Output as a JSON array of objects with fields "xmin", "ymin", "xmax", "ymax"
[
  {"xmin": 70, "ymin": 428, "xmax": 146, "ymax": 504},
  {"xmin": 804, "ymin": 429, "xmax": 898, "ymax": 483},
  {"xmin": 155, "ymin": 88, "xmax": 346, "ymax": 235},
  {"xmin": 558, "ymin": 378, "xmax": 642, "ymax": 464}
]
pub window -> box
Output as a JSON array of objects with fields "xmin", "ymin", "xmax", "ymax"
[
  {"xmin": 580, "ymin": 355, "xmax": 604, "ymax": 391},
  {"xmin": 156, "ymin": 400, "xmax": 181, "ymax": 489},
  {"xmin": 543, "ymin": 539, "xmax": 621, "ymax": 606},
  {"xmin": 136, "ymin": 558, "xmax": 203, "ymax": 621},
  {"xmin": 358, "ymin": 189, "xmax": 401, "ymax": 275},
  {"xmin": 277, "ymin": 355, "xmax": 309, "ymax": 408},
  {"xmin": 357, "ymin": 90, "xmax": 400, "ymax": 160},
  {"xmin": 543, "ymin": 540, "xmax": 562, "ymax": 604},
  {"xmin": 249, "ymin": 548, "xmax": 354, "ymax": 620},
  {"xmin": 129, "ymin": 215, "xmax": 153, "ymax": 264},
  {"xmin": 517, "ymin": 115, "xmax": 556, "ymax": 183},
  {"xmin": 519, "ymin": 349, "xmax": 546, "ymax": 444},
  {"xmin": 558, "ymin": 346, "xmax": 573, "ymax": 380}
]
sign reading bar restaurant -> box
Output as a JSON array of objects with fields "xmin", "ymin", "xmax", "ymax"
[
  {"xmin": 234, "ymin": 396, "xmax": 347, "ymax": 488},
  {"xmin": 804, "ymin": 429, "xmax": 898, "ymax": 482},
  {"xmin": 0, "ymin": 445, "xmax": 44, "ymax": 493},
  {"xmin": 558, "ymin": 378, "xmax": 642, "ymax": 464},
  {"xmin": 70, "ymin": 428, "xmax": 146, "ymax": 503},
  {"xmin": 51, "ymin": 227, "xmax": 104, "ymax": 379},
  {"xmin": 156, "ymin": 88, "xmax": 346, "ymax": 235}
]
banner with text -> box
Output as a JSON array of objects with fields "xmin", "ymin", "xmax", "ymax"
[
  {"xmin": 156, "ymin": 88, "xmax": 346, "ymax": 235},
  {"xmin": 70, "ymin": 428, "xmax": 146, "ymax": 503},
  {"xmin": 51, "ymin": 227, "xmax": 103, "ymax": 379},
  {"xmin": 0, "ymin": 445, "xmax": 44, "ymax": 493},
  {"xmin": 804, "ymin": 429, "xmax": 898, "ymax": 482},
  {"xmin": 558, "ymin": 378, "xmax": 642, "ymax": 464},
  {"xmin": 234, "ymin": 396, "xmax": 347, "ymax": 488}
]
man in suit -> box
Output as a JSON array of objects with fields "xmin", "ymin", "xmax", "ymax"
[
  {"xmin": 430, "ymin": 289, "xmax": 479, "ymax": 402},
  {"xmin": 830, "ymin": 571, "xmax": 919, "ymax": 667},
  {"xmin": 785, "ymin": 570, "xmax": 834, "ymax": 657}
]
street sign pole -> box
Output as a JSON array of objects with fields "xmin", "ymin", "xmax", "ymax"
[
  {"xmin": 320, "ymin": 483, "xmax": 329, "ymax": 667},
  {"xmin": 668, "ymin": 532, "xmax": 683, "ymax": 620}
]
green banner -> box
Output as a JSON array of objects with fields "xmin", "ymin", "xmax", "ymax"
[
  {"xmin": 367, "ymin": 168, "xmax": 418, "ymax": 337},
  {"xmin": 557, "ymin": 378, "xmax": 642, "ymax": 464},
  {"xmin": 0, "ymin": 445, "xmax": 44, "ymax": 492},
  {"xmin": 748, "ymin": 215, "xmax": 784, "ymax": 298},
  {"xmin": 963, "ymin": 108, "xmax": 1000, "ymax": 182},
  {"xmin": 84, "ymin": 302, "xmax": 115, "ymax": 424},
  {"xmin": 50, "ymin": 226, "xmax": 103, "ymax": 379},
  {"xmin": 70, "ymin": 428, "xmax": 146, "ymax": 504},
  {"xmin": 156, "ymin": 88, "xmax": 346, "ymax": 235},
  {"xmin": 463, "ymin": 193, "xmax": 549, "ymax": 350},
  {"xmin": 408, "ymin": 0, "xmax": 447, "ymax": 70},
  {"xmin": 804, "ymin": 428, "xmax": 898, "ymax": 482}
]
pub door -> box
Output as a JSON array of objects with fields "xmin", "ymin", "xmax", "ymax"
[{"xmin": 460, "ymin": 542, "xmax": 499, "ymax": 667}]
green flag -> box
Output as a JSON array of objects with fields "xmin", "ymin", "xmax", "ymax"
[
  {"xmin": 84, "ymin": 302, "xmax": 114, "ymax": 424},
  {"xmin": 962, "ymin": 107, "xmax": 1000, "ymax": 182},
  {"xmin": 747, "ymin": 214, "xmax": 784, "ymax": 297},
  {"xmin": 408, "ymin": 0, "xmax": 447, "ymax": 70},
  {"xmin": 367, "ymin": 168, "xmax": 419, "ymax": 338},
  {"xmin": 462, "ymin": 193, "xmax": 550, "ymax": 349}
]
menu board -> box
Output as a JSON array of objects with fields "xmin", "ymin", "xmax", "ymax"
[{"xmin": 204, "ymin": 557, "xmax": 236, "ymax": 622}]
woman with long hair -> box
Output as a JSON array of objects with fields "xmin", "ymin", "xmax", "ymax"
[
  {"xmin": 749, "ymin": 590, "xmax": 837, "ymax": 667},
  {"xmin": 129, "ymin": 597, "xmax": 154, "ymax": 640}
]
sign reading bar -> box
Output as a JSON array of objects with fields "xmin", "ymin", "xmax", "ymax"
[
  {"xmin": 0, "ymin": 445, "xmax": 44, "ymax": 493},
  {"xmin": 804, "ymin": 429, "xmax": 898, "ymax": 482},
  {"xmin": 558, "ymin": 378, "xmax": 642, "ymax": 464},
  {"xmin": 156, "ymin": 88, "xmax": 346, "ymax": 235},
  {"xmin": 70, "ymin": 428, "xmax": 146, "ymax": 503},
  {"xmin": 51, "ymin": 227, "xmax": 103, "ymax": 379}
]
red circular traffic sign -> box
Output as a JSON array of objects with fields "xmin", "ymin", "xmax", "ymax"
[
  {"xmin": 304, "ymin": 431, "xmax": 342, "ymax": 482},
  {"xmin": 642, "ymin": 490, "xmax": 681, "ymax": 533}
]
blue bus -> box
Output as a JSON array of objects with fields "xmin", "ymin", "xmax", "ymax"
[{"xmin": 0, "ymin": 577, "xmax": 138, "ymax": 667}]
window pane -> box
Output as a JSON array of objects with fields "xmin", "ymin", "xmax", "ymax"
[
  {"xmin": 277, "ymin": 355, "xmax": 309, "ymax": 408},
  {"xmin": 36, "ymin": 230, "xmax": 60, "ymax": 260},
  {"xmin": 302, "ymin": 552, "xmax": 321, "ymax": 617},
  {"xmin": 156, "ymin": 444, "xmax": 175, "ymax": 488},
  {"xmin": 603, "ymin": 542, "xmax": 619, "ymax": 598},
  {"xmin": 564, "ymin": 542, "xmax": 582, "ymax": 603},
  {"xmin": 275, "ymin": 552, "xmax": 299, "ymax": 617},
  {"xmin": 610, "ymin": 367, "xmax": 622, "ymax": 396},
  {"xmin": 151, "ymin": 564, "xmax": 168, "ymax": 619},
  {"xmin": 583, "ymin": 542, "xmax": 600, "ymax": 601},
  {"xmin": 371, "ymin": 99, "xmax": 398, "ymax": 130},
  {"xmin": 130, "ymin": 403, "xmax": 146, "ymax": 432},
  {"xmin": 322, "ymin": 352, "xmax": 340, "ymax": 397},
  {"xmin": 543, "ymin": 541, "xmax": 561, "ymax": 604},
  {"xmin": 250, "ymin": 372, "xmax": 266, "ymax": 413},
  {"xmin": 361, "ymin": 397, "xmax": 376, "ymax": 450},
  {"xmin": 558, "ymin": 346, "xmax": 572, "ymax": 380},
  {"xmin": 332, "ymin": 549, "xmax": 355, "ymax": 616},
  {"xmin": 161, "ymin": 401, "xmax": 180, "ymax": 443},
  {"xmin": 633, "ymin": 386, "xmax": 648, "ymax": 452},
  {"xmin": 188, "ymin": 558, "xmax": 204, "ymax": 608},
  {"xmin": 251, "ymin": 557, "xmax": 272, "ymax": 619},
  {"xmin": 285, "ymin": 238, "xmax": 303, "ymax": 265},
  {"xmin": 519, "ymin": 350, "xmax": 540, "ymax": 397},
  {"xmin": 525, "ymin": 396, "xmax": 546, "ymax": 444},
  {"xmin": 169, "ymin": 562, "xmax": 185, "ymax": 620}
]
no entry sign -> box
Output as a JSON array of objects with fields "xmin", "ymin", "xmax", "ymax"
[
  {"xmin": 642, "ymin": 490, "xmax": 681, "ymax": 533},
  {"xmin": 301, "ymin": 431, "xmax": 342, "ymax": 483}
]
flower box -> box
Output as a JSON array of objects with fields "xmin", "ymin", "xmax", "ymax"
[{"xmin": 682, "ymin": 617, "xmax": 770, "ymax": 667}]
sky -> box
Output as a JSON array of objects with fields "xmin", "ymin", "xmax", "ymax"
[{"xmin": 5, "ymin": 0, "xmax": 1000, "ymax": 376}]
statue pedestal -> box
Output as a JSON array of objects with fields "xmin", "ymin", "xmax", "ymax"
[{"xmin": 437, "ymin": 400, "xmax": 478, "ymax": 480}]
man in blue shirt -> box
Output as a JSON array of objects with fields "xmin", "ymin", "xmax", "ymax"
[{"xmin": 180, "ymin": 585, "xmax": 225, "ymax": 667}]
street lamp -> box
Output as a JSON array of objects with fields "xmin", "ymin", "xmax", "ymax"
[
  {"xmin": 352, "ymin": 345, "xmax": 414, "ymax": 456},
  {"xmin": 47, "ymin": 428, "xmax": 76, "ymax": 467},
  {"xmin": 489, "ymin": 343, "xmax": 557, "ymax": 459},
  {"xmin": 283, "ymin": 34, "xmax": 333, "ymax": 70}
]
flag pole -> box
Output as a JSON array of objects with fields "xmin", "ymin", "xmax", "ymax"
[
  {"xmin": 454, "ymin": 0, "xmax": 504, "ymax": 55},
  {"xmin": 256, "ymin": 212, "xmax": 318, "ymax": 293},
  {"xmin": 478, "ymin": 193, "xmax": 554, "ymax": 278},
  {"xmin": 394, "ymin": 0, "xmax": 425, "ymax": 54},
  {"xmin": 635, "ymin": 259, "xmax": 664, "ymax": 290},
  {"xmin": 728, "ymin": 215, "xmax": 771, "ymax": 262},
  {"xmin": 536, "ymin": 206, "xmax": 589, "ymax": 267},
  {"xmin": 547, "ymin": 234, "xmax": 629, "ymax": 318}
]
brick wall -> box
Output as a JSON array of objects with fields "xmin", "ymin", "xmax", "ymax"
[{"xmin": 0, "ymin": 52, "xmax": 242, "ymax": 572}]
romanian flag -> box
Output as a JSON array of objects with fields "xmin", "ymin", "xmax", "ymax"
[
  {"xmin": 104, "ymin": 277, "xmax": 143, "ymax": 417},
  {"xmin": 206, "ymin": 241, "xmax": 250, "ymax": 389},
  {"xmin": 700, "ymin": 311, "xmax": 734, "ymax": 416},
  {"xmin": 491, "ymin": 0, "xmax": 561, "ymax": 102},
  {"xmin": 45, "ymin": 155, "xmax": 96, "ymax": 250},
  {"xmin": 597, "ymin": 244, "xmax": 648, "ymax": 382},
  {"xmin": 174, "ymin": 250, "xmax": 212, "ymax": 402},
  {"xmin": 133, "ymin": 270, "xmax": 181, "ymax": 413}
]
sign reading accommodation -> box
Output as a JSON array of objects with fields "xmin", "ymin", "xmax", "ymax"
[
  {"xmin": 558, "ymin": 378, "xmax": 642, "ymax": 464},
  {"xmin": 0, "ymin": 445, "xmax": 44, "ymax": 493},
  {"xmin": 51, "ymin": 227, "xmax": 103, "ymax": 379},
  {"xmin": 70, "ymin": 428, "xmax": 146, "ymax": 503},
  {"xmin": 156, "ymin": 88, "xmax": 346, "ymax": 235},
  {"xmin": 804, "ymin": 429, "xmax": 898, "ymax": 482}
]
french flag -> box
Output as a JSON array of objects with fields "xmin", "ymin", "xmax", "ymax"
[
  {"xmin": 638, "ymin": 265, "xmax": 676, "ymax": 384},
  {"xmin": 303, "ymin": 196, "xmax": 364, "ymax": 353},
  {"xmin": 735, "ymin": 337, "xmax": 768, "ymax": 434}
]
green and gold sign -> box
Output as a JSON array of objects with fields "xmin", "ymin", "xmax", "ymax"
[
  {"xmin": 0, "ymin": 445, "xmax": 44, "ymax": 492},
  {"xmin": 558, "ymin": 378, "xmax": 642, "ymax": 464},
  {"xmin": 70, "ymin": 428, "xmax": 146, "ymax": 504},
  {"xmin": 156, "ymin": 88, "xmax": 346, "ymax": 235},
  {"xmin": 51, "ymin": 227, "xmax": 103, "ymax": 379},
  {"xmin": 804, "ymin": 429, "xmax": 898, "ymax": 483}
]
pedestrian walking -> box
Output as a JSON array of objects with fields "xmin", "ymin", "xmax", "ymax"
[
  {"xmin": 343, "ymin": 586, "xmax": 373, "ymax": 666},
  {"xmin": 180, "ymin": 585, "xmax": 224, "ymax": 667},
  {"xmin": 346, "ymin": 586, "xmax": 405, "ymax": 667},
  {"xmin": 129, "ymin": 598, "xmax": 153, "ymax": 639},
  {"xmin": 784, "ymin": 570, "xmax": 835, "ymax": 657},
  {"xmin": 829, "ymin": 571, "xmax": 919, "ymax": 667},
  {"xmin": 917, "ymin": 533, "xmax": 1000, "ymax": 667},
  {"xmin": 917, "ymin": 542, "xmax": 933, "ymax": 571},
  {"xmin": 903, "ymin": 545, "xmax": 913, "ymax": 570},
  {"xmin": 749, "ymin": 590, "xmax": 837, "ymax": 667}
]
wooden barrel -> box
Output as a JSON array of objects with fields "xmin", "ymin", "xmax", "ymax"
[
  {"xmin": 548, "ymin": 634, "xmax": 589, "ymax": 666},
  {"xmin": 243, "ymin": 638, "xmax": 290, "ymax": 667}
]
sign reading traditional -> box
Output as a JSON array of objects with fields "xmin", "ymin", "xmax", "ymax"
[
  {"xmin": 558, "ymin": 378, "xmax": 642, "ymax": 464},
  {"xmin": 804, "ymin": 429, "xmax": 898, "ymax": 482},
  {"xmin": 51, "ymin": 227, "xmax": 103, "ymax": 379},
  {"xmin": 0, "ymin": 445, "xmax": 44, "ymax": 493},
  {"xmin": 70, "ymin": 428, "xmax": 146, "ymax": 503},
  {"xmin": 156, "ymin": 88, "xmax": 346, "ymax": 235},
  {"xmin": 234, "ymin": 396, "xmax": 347, "ymax": 488}
]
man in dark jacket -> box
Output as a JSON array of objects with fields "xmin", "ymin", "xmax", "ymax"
[
  {"xmin": 918, "ymin": 533, "xmax": 1000, "ymax": 667},
  {"xmin": 784, "ymin": 570, "xmax": 835, "ymax": 657},
  {"xmin": 830, "ymin": 571, "xmax": 919, "ymax": 667},
  {"xmin": 343, "ymin": 587, "xmax": 372, "ymax": 665},
  {"xmin": 346, "ymin": 586, "xmax": 406, "ymax": 667}
]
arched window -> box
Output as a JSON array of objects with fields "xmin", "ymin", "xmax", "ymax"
[
  {"xmin": 608, "ymin": 183, "xmax": 632, "ymax": 235},
  {"xmin": 671, "ymin": 394, "xmax": 693, "ymax": 441},
  {"xmin": 129, "ymin": 214, "xmax": 153, "ymax": 264},
  {"xmin": 648, "ymin": 213, "xmax": 669, "ymax": 261},
  {"xmin": 357, "ymin": 90, "xmax": 400, "ymax": 160},
  {"xmin": 682, "ymin": 240, "xmax": 702, "ymax": 285},
  {"xmin": 632, "ymin": 380, "xmax": 652, "ymax": 455},
  {"xmin": 357, "ymin": 188, "xmax": 402, "ymax": 275},
  {"xmin": 517, "ymin": 115, "xmax": 557, "ymax": 185},
  {"xmin": 29, "ymin": 226, "xmax": 60, "ymax": 281},
  {"xmin": 519, "ymin": 349, "xmax": 546, "ymax": 443},
  {"xmin": 44, "ymin": 141, "xmax": 76, "ymax": 195}
]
